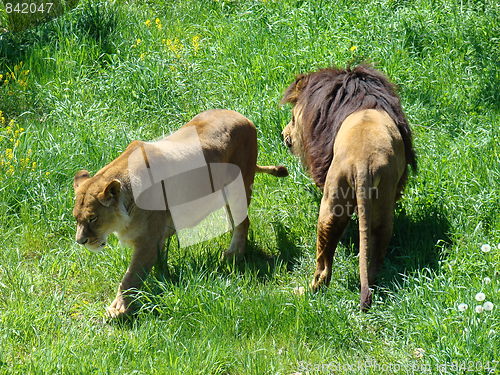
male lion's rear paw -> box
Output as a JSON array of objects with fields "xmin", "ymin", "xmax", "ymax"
[
  {"xmin": 310, "ymin": 270, "xmax": 330, "ymax": 292},
  {"xmin": 360, "ymin": 287, "xmax": 373, "ymax": 312},
  {"xmin": 106, "ymin": 297, "xmax": 130, "ymax": 319}
]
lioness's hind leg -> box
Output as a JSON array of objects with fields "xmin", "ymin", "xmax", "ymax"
[
  {"xmin": 223, "ymin": 217, "xmax": 249, "ymax": 259},
  {"xmin": 223, "ymin": 176, "xmax": 253, "ymax": 259}
]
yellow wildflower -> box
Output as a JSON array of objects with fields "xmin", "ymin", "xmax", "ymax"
[
  {"xmin": 31, "ymin": 161, "xmax": 37, "ymax": 170},
  {"xmin": 192, "ymin": 35, "xmax": 201, "ymax": 53},
  {"xmin": 5, "ymin": 148, "xmax": 13, "ymax": 160},
  {"xmin": 45, "ymin": 171, "xmax": 50, "ymax": 176},
  {"xmin": 136, "ymin": 38, "xmax": 142, "ymax": 45},
  {"xmin": 9, "ymin": 119, "xmax": 15, "ymax": 126},
  {"xmin": 140, "ymin": 53, "xmax": 146, "ymax": 60},
  {"xmin": 350, "ymin": 45, "xmax": 358, "ymax": 52},
  {"xmin": 165, "ymin": 38, "xmax": 183, "ymax": 58},
  {"xmin": 19, "ymin": 128, "xmax": 24, "ymax": 132},
  {"xmin": 155, "ymin": 18, "xmax": 162, "ymax": 30},
  {"xmin": 7, "ymin": 165, "xmax": 14, "ymax": 175},
  {"xmin": 145, "ymin": 19, "xmax": 152, "ymax": 27},
  {"xmin": 0, "ymin": 74, "xmax": 2, "ymax": 80},
  {"xmin": 14, "ymin": 140, "xmax": 20, "ymax": 147}
]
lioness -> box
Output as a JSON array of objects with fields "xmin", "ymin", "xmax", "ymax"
[
  {"xmin": 73, "ymin": 109, "xmax": 288, "ymax": 318},
  {"xmin": 282, "ymin": 65, "xmax": 416, "ymax": 310}
]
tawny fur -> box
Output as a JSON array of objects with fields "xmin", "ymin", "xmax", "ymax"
[
  {"xmin": 73, "ymin": 109, "xmax": 287, "ymax": 318},
  {"xmin": 282, "ymin": 66, "xmax": 416, "ymax": 311}
]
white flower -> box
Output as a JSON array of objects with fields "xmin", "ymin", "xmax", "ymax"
[
  {"xmin": 475, "ymin": 292, "xmax": 486, "ymax": 302},
  {"xmin": 458, "ymin": 303, "xmax": 468, "ymax": 311},
  {"xmin": 413, "ymin": 348, "xmax": 425, "ymax": 359},
  {"xmin": 475, "ymin": 305, "xmax": 484, "ymax": 313},
  {"xmin": 481, "ymin": 244, "xmax": 491, "ymax": 252},
  {"xmin": 293, "ymin": 286, "xmax": 305, "ymax": 296},
  {"xmin": 483, "ymin": 301, "xmax": 494, "ymax": 311},
  {"xmin": 483, "ymin": 277, "xmax": 491, "ymax": 284}
]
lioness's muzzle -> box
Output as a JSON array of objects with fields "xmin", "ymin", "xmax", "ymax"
[{"xmin": 76, "ymin": 237, "xmax": 88, "ymax": 245}]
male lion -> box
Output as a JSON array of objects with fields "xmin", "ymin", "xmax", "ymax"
[
  {"xmin": 281, "ymin": 65, "xmax": 416, "ymax": 310},
  {"xmin": 73, "ymin": 109, "xmax": 288, "ymax": 318}
]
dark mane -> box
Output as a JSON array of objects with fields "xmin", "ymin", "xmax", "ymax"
[{"xmin": 282, "ymin": 65, "xmax": 417, "ymax": 188}]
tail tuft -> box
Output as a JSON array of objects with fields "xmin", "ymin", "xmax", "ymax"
[
  {"xmin": 274, "ymin": 165, "xmax": 289, "ymax": 177},
  {"xmin": 256, "ymin": 165, "xmax": 289, "ymax": 177}
]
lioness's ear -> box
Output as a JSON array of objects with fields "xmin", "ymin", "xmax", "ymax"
[
  {"xmin": 73, "ymin": 170, "xmax": 91, "ymax": 190},
  {"xmin": 281, "ymin": 74, "xmax": 309, "ymax": 105},
  {"xmin": 97, "ymin": 179, "xmax": 121, "ymax": 207}
]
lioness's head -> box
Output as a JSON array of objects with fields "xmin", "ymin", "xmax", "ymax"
[{"xmin": 73, "ymin": 170, "xmax": 125, "ymax": 252}]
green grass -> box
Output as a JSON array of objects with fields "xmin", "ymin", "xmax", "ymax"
[{"xmin": 0, "ymin": 0, "xmax": 498, "ymax": 373}]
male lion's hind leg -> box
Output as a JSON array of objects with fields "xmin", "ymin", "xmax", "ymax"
[
  {"xmin": 311, "ymin": 192, "xmax": 350, "ymax": 292},
  {"xmin": 223, "ymin": 217, "xmax": 249, "ymax": 259},
  {"xmin": 361, "ymin": 201, "xmax": 395, "ymax": 311}
]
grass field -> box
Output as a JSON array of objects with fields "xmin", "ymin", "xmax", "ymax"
[{"xmin": 0, "ymin": 0, "xmax": 498, "ymax": 373}]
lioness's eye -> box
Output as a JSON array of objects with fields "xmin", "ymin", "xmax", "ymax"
[{"xmin": 89, "ymin": 216, "xmax": 98, "ymax": 223}]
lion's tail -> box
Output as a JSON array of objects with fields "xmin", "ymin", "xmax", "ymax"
[
  {"xmin": 355, "ymin": 165, "xmax": 373, "ymax": 312},
  {"xmin": 255, "ymin": 165, "xmax": 289, "ymax": 177}
]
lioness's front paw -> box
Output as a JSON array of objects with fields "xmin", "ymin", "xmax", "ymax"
[{"xmin": 106, "ymin": 297, "xmax": 129, "ymax": 319}]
